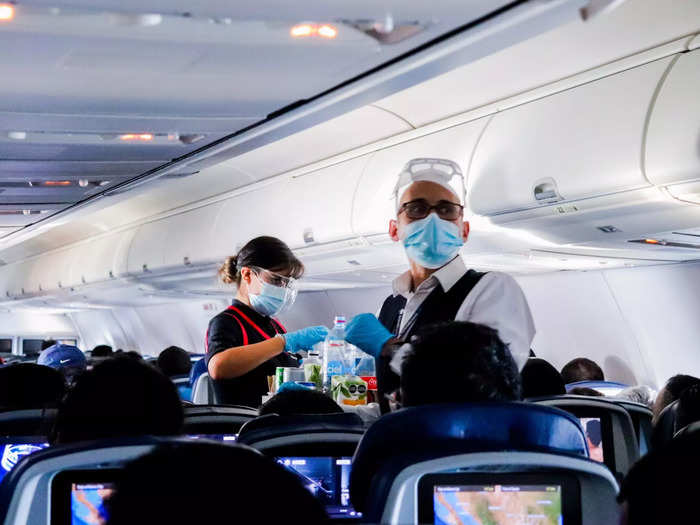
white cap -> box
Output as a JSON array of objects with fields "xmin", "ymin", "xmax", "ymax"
[{"xmin": 393, "ymin": 158, "xmax": 465, "ymax": 212}]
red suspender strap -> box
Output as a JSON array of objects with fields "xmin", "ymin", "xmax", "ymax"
[
  {"xmin": 271, "ymin": 318, "xmax": 286, "ymax": 334},
  {"xmin": 226, "ymin": 306, "xmax": 277, "ymax": 341},
  {"xmin": 221, "ymin": 311, "xmax": 249, "ymax": 346}
]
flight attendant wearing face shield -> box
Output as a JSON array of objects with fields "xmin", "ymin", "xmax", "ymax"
[
  {"xmin": 344, "ymin": 159, "xmax": 535, "ymax": 412},
  {"xmin": 206, "ymin": 236, "xmax": 328, "ymax": 407}
]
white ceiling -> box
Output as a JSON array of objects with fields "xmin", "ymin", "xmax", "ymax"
[
  {"xmin": 0, "ymin": 0, "xmax": 698, "ymax": 271},
  {"xmin": 0, "ymin": 0, "xmax": 517, "ymax": 227}
]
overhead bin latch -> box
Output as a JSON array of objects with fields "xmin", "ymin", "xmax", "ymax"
[{"xmin": 533, "ymin": 177, "xmax": 564, "ymax": 205}]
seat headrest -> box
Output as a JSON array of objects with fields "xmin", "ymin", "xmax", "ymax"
[
  {"xmin": 237, "ymin": 412, "xmax": 365, "ymax": 444},
  {"xmin": 565, "ymin": 381, "xmax": 628, "ymax": 395},
  {"xmin": 651, "ymin": 400, "xmax": 680, "ymax": 450},
  {"xmin": 189, "ymin": 358, "xmax": 208, "ymax": 386},
  {"xmin": 350, "ymin": 402, "xmax": 587, "ymax": 515}
]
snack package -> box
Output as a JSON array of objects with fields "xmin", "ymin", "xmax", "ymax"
[{"xmin": 331, "ymin": 375, "xmax": 368, "ymax": 406}]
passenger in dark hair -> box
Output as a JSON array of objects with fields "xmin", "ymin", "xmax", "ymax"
[
  {"xmin": 561, "ymin": 357, "xmax": 604, "ymax": 384},
  {"xmin": 675, "ymin": 383, "xmax": 700, "ymax": 431},
  {"xmin": 52, "ymin": 357, "xmax": 183, "ymax": 444},
  {"xmin": 157, "ymin": 346, "xmax": 192, "ymax": 377},
  {"xmin": 652, "ymin": 374, "xmax": 700, "ymax": 423},
  {"xmin": 520, "ymin": 358, "xmax": 565, "ymax": 398},
  {"xmin": 41, "ymin": 339, "xmax": 57, "ymax": 350},
  {"xmin": 569, "ymin": 386, "xmax": 604, "ymax": 397},
  {"xmin": 586, "ymin": 419, "xmax": 602, "ymax": 447},
  {"xmin": 618, "ymin": 435, "xmax": 700, "ymax": 524},
  {"xmin": 400, "ymin": 321, "xmax": 522, "ymax": 407},
  {"xmin": 0, "ymin": 363, "xmax": 66, "ymax": 410},
  {"xmin": 123, "ymin": 350, "xmax": 143, "ymax": 360},
  {"xmin": 259, "ymin": 388, "xmax": 343, "ymax": 417},
  {"xmin": 106, "ymin": 442, "xmax": 329, "ymax": 525},
  {"xmin": 91, "ymin": 345, "xmax": 113, "ymax": 358}
]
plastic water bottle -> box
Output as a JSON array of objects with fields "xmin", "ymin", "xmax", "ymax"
[
  {"xmin": 355, "ymin": 351, "xmax": 377, "ymax": 388},
  {"xmin": 323, "ymin": 315, "xmax": 348, "ymax": 391}
]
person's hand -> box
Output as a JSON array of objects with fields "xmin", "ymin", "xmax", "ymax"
[
  {"xmin": 346, "ymin": 313, "xmax": 393, "ymax": 358},
  {"xmin": 283, "ymin": 326, "xmax": 329, "ymax": 353}
]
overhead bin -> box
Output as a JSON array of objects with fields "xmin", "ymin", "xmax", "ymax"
[
  {"xmin": 69, "ymin": 230, "xmax": 135, "ymax": 285},
  {"xmin": 352, "ymin": 118, "xmax": 489, "ymax": 237},
  {"xmin": 468, "ymin": 56, "xmax": 675, "ymax": 217},
  {"xmin": 645, "ymin": 48, "xmax": 700, "ymax": 187},
  {"xmin": 211, "ymin": 155, "xmax": 372, "ymax": 253}
]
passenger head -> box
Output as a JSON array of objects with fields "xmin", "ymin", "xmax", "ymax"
[
  {"xmin": 568, "ymin": 386, "xmax": 604, "ymax": 397},
  {"xmin": 157, "ymin": 346, "xmax": 191, "ymax": 378},
  {"xmin": 0, "ymin": 363, "xmax": 66, "ymax": 410},
  {"xmin": 616, "ymin": 385, "xmax": 654, "ymax": 408},
  {"xmin": 40, "ymin": 339, "xmax": 57, "ymax": 350},
  {"xmin": 675, "ymin": 383, "xmax": 700, "ymax": 431},
  {"xmin": 259, "ymin": 387, "xmax": 343, "ymax": 417},
  {"xmin": 106, "ymin": 442, "xmax": 328, "ymax": 525},
  {"xmin": 37, "ymin": 343, "xmax": 87, "ymax": 384},
  {"xmin": 652, "ymin": 374, "xmax": 700, "ymax": 423},
  {"xmin": 520, "ymin": 358, "xmax": 566, "ymax": 398},
  {"xmin": 618, "ymin": 435, "xmax": 700, "ymax": 525},
  {"xmin": 400, "ymin": 321, "xmax": 522, "ymax": 407},
  {"xmin": 560, "ymin": 357, "xmax": 604, "ymax": 384},
  {"xmin": 91, "ymin": 344, "xmax": 113, "ymax": 358},
  {"xmin": 585, "ymin": 419, "xmax": 602, "ymax": 448},
  {"xmin": 52, "ymin": 357, "xmax": 183, "ymax": 444}
]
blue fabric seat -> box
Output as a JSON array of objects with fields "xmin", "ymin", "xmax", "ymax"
[
  {"xmin": 566, "ymin": 380, "xmax": 628, "ymax": 395},
  {"xmin": 189, "ymin": 358, "xmax": 207, "ymax": 388},
  {"xmin": 350, "ymin": 402, "xmax": 587, "ymax": 519}
]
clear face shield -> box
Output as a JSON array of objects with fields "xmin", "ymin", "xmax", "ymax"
[{"xmin": 392, "ymin": 158, "xmax": 466, "ymax": 213}]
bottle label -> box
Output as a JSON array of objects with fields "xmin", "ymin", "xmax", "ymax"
[
  {"xmin": 326, "ymin": 360, "xmax": 344, "ymax": 376},
  {"xmin": 361, "ymin": 376, "xmax": 378, "ymax": 391}
]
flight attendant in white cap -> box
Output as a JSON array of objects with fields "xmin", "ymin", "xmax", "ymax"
[{"xmin": 344, "ymin": 158, "xmax": 535, "ymax": 411}]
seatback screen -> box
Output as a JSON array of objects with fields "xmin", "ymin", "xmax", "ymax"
[
  {"xmin": 276, "ymin": 457, "xmax": 361, "ymax": 520},
  {"xmin": 71, "ymin": 482, "xmax": 115, "ymax": 525},
  {"xmin": 433, "ymin": 484, "xmax": 562, "ymax": 525},
  {"xmin": 0, "ymin": 441, "xmax": 49, "ymax": 483},
  {"xmin": 579, "ymin": 417, "xmax": 604, "ymax": 463},
  {"xmin": 185, "ymin": 434, "xmax": 237, "ymax": 442}
]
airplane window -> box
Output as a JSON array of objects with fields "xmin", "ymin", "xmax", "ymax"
[
  {"xmin": 0, "ymin": 339, "xmax": 12, "ymax": 353},
  {"xmin": 21, "ymin": 339, "xmax": 45, "ymax": 356}
]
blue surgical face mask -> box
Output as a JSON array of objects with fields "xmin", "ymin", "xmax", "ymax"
[
  {"xmin": 249, "ymin": 278, "xmax": 296, "ymax": 317},
  {"xmin": 401, "ymin": 213, "xmax": 464, "ymax": 269}
]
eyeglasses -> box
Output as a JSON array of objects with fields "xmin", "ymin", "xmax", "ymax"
[
  {"xmin": 397, "ymin": 199, "xmax": 464, "ymax": 221},
  {"xmin": 251, "ymin": 267, "xmax": 297, "ymax": 290}
]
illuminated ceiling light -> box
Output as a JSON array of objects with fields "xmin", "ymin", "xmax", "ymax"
[
  {"xmin": 0, "ymin": 4, "xmax": 15, "ymax": 21},
  {"xmin": 78, "ymin": 179, "xmax": 89, "ymax": 187},
  {"xmin": 318, "ymin": 25, "xmax": 338, "ymax": 39},
  {"xmin": 644, "ymin": 238, "xmax": 660, "ymax": 244},
  {"xmin": 119, "ymin": 133, "xmax": 154, "ymax": 141},
  {"xmin": 291, "ymin": 24, "xmax": 315, "ymax": 37},
  {"xmin": 43, "ymin": 180, "xmax": 72, "ymax": 186},
  {"xmin": 7, "ymin": 131, "xmax": 26, "ymax": 140}
]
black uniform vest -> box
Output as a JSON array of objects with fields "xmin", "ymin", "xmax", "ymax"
[{"xmin": 376, "ymin": 269, "xmax": 486, "ymax": 412}]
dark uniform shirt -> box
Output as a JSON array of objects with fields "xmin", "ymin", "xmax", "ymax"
[{"xmin": 205, "ymin": 300, "xmax": 298, "ymax": 407}]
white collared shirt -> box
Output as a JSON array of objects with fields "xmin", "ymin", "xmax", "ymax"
[{"xmin": 390, "ymin": 256, "xmax": 535, "ymax": 369}]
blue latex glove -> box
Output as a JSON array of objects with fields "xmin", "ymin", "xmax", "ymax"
[
  {"xmin": 345, "ymin": 313, "xmax": 393, "ymax": 358},
  {"xmin": 277, "ymin": 381, "xmax": 312, "ymax": 394},
  {"xmin": 283, "ymin": 326, "xmax": 329, "ymax": 353}
]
